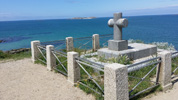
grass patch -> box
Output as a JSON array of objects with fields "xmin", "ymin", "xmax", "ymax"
[
  {"xmin": 35, "ymin": 50, "xmax": 47, "ymax": 65},
  {"xmin": 98, "ymin": 55, "xmax": 131, "ymax": 65},
  {"xmin": 172, "ymin": 57, "xmax": 178, "ymax": 75},
  {"xmin": 80, "ymin": 53, "xmax": 165, "ymax": 100},
  {"xmin": 128, "ymin": 64, "xmax": 163, "ymax": 100},
  {"xmin": 77, "ymin": 63, "xmax": 104, "ymax": 100},
  {"xmin": 54, "ymin": 55, "xmax": 68, "ymax": 74},
  {"xmin": 0, "ymin": 50, "xmax": 31, "ymax": 61}
]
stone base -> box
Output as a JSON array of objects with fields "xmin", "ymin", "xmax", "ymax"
[
  {"xmin": 98, "ymin": 43, "xmax": 157, "ymax": 60},
  {"xmin": 108, "ymin": 40, "xmax": 128, "ymax": 51},
  {"xmin": 163, "ymin": 83, "xmax": 173, "ymax": 92}
]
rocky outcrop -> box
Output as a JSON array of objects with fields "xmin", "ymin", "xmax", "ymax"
[
  {"xmin": 5, "ymin": 48, "xmax": 30, "ymax": 54},
  {"xmin": 0, "ymin": 40, "xmax": 6, "ymax": 43}
]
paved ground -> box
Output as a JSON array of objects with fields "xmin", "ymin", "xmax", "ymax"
[{"xmin": 0, "ymin": 58, "xmax": 95, "ymax": 100}]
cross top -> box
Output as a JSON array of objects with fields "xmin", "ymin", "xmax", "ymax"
[{"xmin": 108, "ymin": 12, "xmax": 128, "ymax": 40}]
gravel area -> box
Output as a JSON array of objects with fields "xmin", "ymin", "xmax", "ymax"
[
  {"xmin": 143, "ymin": 77, "xmax": 178, "ymax": 100},
  {"xmin": 1, "ymin": 58, "xmax": 178, "ymax": 100},
  {"xmin": 0, "ymin": 58, "xmax": 95, "ymax": 100}
]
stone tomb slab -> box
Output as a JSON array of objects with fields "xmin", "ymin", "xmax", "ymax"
[{"xmin": 98, "ymin": 43, "xmax": 157, "ymax": 60}]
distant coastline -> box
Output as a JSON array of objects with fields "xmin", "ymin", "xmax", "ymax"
[{"xmin": 71, "ymin": 17, "xmax": 96, "ymax": 19}]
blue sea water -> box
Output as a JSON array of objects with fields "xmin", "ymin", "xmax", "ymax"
[{"xmin": 0, "ymin": 15, "xmax": 178, "ymax": 51}]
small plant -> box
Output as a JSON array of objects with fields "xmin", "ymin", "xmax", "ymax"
[
  {"xmin": 74, "ymin": 48, "xmax": 85, "ymax": 56},
  {"xmin": 115, "ymin": 55, "xmax": 131, "ymax": 65},
  {"xmin": 98, "ymin": 55, "xmax": 107, "ymax": 63},
  {"xmin": 128, "ymin": 39, "xmax": 144, "ymax": 44},
  {"xmin": 98, "ymin": 55, "xmax": 131, "ymax": 65},
  {"xmin": 128, "ymin": 39, "xmax": 176, "ymax": 51},
  {"xmin": 84, "ymin": 55, "xmax": 98, "ymax": 58},
  {"xmin": 151, "ymin": 42, "xmax": 176, "ymax": 51}
]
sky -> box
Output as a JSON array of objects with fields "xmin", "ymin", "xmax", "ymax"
[{"xmin": 0, "ymin": 0, "xmax": 178, "ymax": 21}]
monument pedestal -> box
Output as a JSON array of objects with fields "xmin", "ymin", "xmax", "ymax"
[
  {"xmin": 108, "ymin": 40, "xmax": 128, "ymax": 51},
  {"xmin": 98, "ymin": 43, "xmax": 157, "ymax": 60}
]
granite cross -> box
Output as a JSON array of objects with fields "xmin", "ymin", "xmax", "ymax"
[{"xmin": 108, "ymin": 12, "xmax": 128, "ymax": 40}]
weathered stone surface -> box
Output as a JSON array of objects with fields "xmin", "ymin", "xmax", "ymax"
[
  {"xmin": 31, "ymin": 41, "xmax": 40, "ymax": 63},
  {"xmin": 108, "ymin": 40, "xmax": 128, "ymax": 51},
  {"xmin": 46, "ymin": 45, "xmax": 56, "ymax": 71},
  {"xmin": 92, "ymin": 34, "xmax": 100, "ymax": 51},
  {"xmin": 104, "ymin": 63, "xmax": 129, "ymax": 100},
  {"xmin": 98, "ymin": 43, "xmax": 157, "ymax": 60},
  {"xmin": 108, "ymin": 13, "xmax": 128, "ymax": 40},
  {"xmin": 67, "ymin": 52, "xmax": 80, "ymax": 85},
  {"xmin": 158, "ymin": 51, "xmax": 172, "ymax": 91},
  {"xmin": 66, "ymin": 37, "xmax": 74, "ymax": 51}
]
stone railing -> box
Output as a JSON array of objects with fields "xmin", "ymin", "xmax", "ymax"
[{"xmin": 31, "ymin": 34, "xmax": 178, "ymax": 100}]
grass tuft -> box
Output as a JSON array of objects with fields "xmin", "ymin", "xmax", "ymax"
[{"xmin": 0, "ymin": 50, "xmax": 31, "ymax": 61}]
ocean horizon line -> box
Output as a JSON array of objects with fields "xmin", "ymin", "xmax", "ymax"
[{"xmin": 0, "ymin": 13, "xmax": 177, "ymax": 22}]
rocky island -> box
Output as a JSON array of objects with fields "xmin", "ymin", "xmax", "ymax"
[{"xmin": 71, "ymin": 17, "xmax": 96, "ymax": 19}]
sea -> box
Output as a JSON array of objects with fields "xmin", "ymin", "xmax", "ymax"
[{"xmin": 0, "ymin": 15, "xmax": 178, "ymax": 51}]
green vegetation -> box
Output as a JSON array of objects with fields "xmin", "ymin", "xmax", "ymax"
[
  {"xmin": 35, "ymin": 54, "xmax": 46, "ymax": 66},
  {"xmin": 128, "ymin": 39, "xmax": 176, "ymax": 51},
  {"xmin": 79, "ymin": 53, "xmax": 164, "ymax": 100},
  {"xmin": 152, "ymin": 42, "xmax": 176, "ymax": 51},
  {"xmin": 128, "ymin": 39, "xmax": 144, "ymax": 43},
  {"xmin": 98, "ymin": 55, "xmax": 131, "ymax": 65},
  {"xmin": 128, "ymin": 64, "xmax": 162, "ymax": 100},
  {"xmin": 84, "ymin": 54, "xmax": 98, "ymax": 58},
  {"xmin": 76, "ymin": 55, "xmax": 131, "ymax": 100},
  {"xmin": 77, "ymin": 63, "xmax": 104, "ymax": 100},
  {"xmin": 0, "ymin": 50, "xmax": 31, "ymax": 61},
  {"xmin": 35, "ymin": 49, "xmax": 68, "ymax": 75},
  {"xmin": 54, "ymin": 55, "xmax": 68, "ymax": 74},
  {"xmin": 74, "ymin": 48, "xmax": 94, "ymax": 56},
  {"xmin": 172, "ymin": 57, "xmax": 178, "ymax": 75},
  {"xmin": 34, "ymin": 48, "xmax": 47, "ymax": 65},
  {"xmin": 96, "ymin": 54, "xmax": 162, "ymax": 99}
]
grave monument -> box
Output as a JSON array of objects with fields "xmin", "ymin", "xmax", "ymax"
[{"xmin": 98, "ymin": 12, "xmax": 157, "ymax": 60}]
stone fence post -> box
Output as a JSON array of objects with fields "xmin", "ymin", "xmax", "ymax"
[
  {"xmin": 158, "ymin": 51, "xmax": 172, "ymax": 91},
  {"xmin": 92, "ymin": 34, "xmax": 100, "ymax": 52},
  {"xmin": 104, "ymin": 63, "xmax": 129, "ymax": 100},
  {"xmin": 46, "ymin": 45, "xmax": 56, "ymax": 71},
  {"xmin": 66, "ymin": 37, "xmax": 74, "ymax": 52},
  {"xmin": 67, "ymin": 51, "xmax": 80, "ymax": 85},
  {"xmin": 31, "ymin": 40, "xmax": 40, "ymax": 63}
]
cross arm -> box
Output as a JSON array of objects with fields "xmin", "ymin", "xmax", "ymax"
[{"xmin": 108, "ymin": 18, "xmax": 128, "ymax": 27}]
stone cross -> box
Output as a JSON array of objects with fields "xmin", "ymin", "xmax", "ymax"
[{"xmin": 108, "ymin": 12, "xmax": 128, "ymax": 40}]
